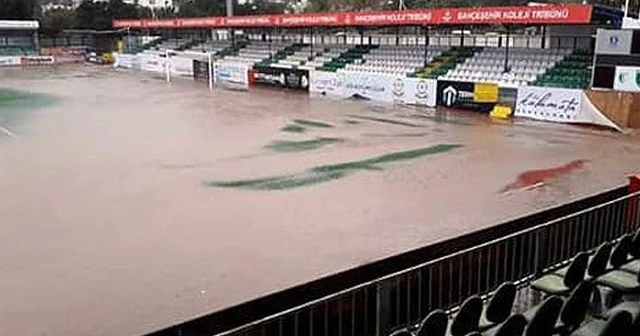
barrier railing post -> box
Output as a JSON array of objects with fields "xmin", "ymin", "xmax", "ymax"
[
  {"xmin": 628, "ymin": 173, "xmax": 640, "ymax": 231},
  {"xmin": 375, "ymin": 280, "xmax": 392, "ymax": 336}
]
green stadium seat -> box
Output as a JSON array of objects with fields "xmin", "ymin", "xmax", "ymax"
[
  {"xmin": 523, "ymin": 296, "xmax": 563, "ymax": 336},
  {"xmin": 531, "ymin": 252, "xmax": 588, "ymax": 296},
  {"xmin": 556, "ymin": 282, "xmax": 594, "ymax": 334},
  {"xmin": 449, "ymin": 296, "xmax": 482, "ymax": 336},
  {"xmin": 568, "ymin": 310, "xmax": 632, "ymax": 336},
  {"xmin": 479, "ymin": 282, "xmax": 516, "ymax": 331},
  {"xmin": 603, "ymin": 301, "xmax": 640, "ymax": 328},
  {"xmin": 416, "ymin": 310, "xmax": 448, "ymax": 336},
  {"xmin": 483, "ymin": 314, "xmax": 526, "ymax": 336}
]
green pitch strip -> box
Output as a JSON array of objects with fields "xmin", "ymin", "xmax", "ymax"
[{"xmin": 204, "ymin": 144, "xmax": 462, "ymax": 191}]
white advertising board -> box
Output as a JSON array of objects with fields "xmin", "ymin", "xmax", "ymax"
[
  {"xmin": 169, "ymin": 56, "xmax": 194, "ymax": 77},
  {"xmin": 20, "ymin": 55, "xmax": 55, "ymax": 66},
  {"xmin": 310, "ymin": 71, "xmax": 436, "ymax": 107},
  {"xmin": 0, "ymin": 56, "xmax": 21, "ymax": 67},
  {"xmin": 398, "ymin": 77, "xmax": 438, "ymax": 107},
  {"xmin": 595, "ymin": 29, "xmax": 633, "ymax": 55},
  {"xmin": 515, "ymin": 86, "xmax": 620, "ymax": 130},
  {"xmin": 140, "ymin": 53, "xmax": 166, "ymax": 73},
  {"xmin": 214, "ymin": 62, "xmax": 249, "ymax": 90},
  {"xmin": 515, "ymin": 86, "xmax": 583, "ymax": 122},
  {"xmin": 114, "ymin": 53, "xmax": 140, "ymax": 69},
  {"xmin": 614, "ymin": 66, "xmax": 640, "ymax": 92}
]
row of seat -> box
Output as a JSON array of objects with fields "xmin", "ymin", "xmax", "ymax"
[{"xmin": 389, "ymin": 229, "xmax": 640, "ymax": 336}]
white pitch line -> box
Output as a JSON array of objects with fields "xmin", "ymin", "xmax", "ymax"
[{"xmin": 0, "ymin": 124, "xmax": 16, "ymax": 138}]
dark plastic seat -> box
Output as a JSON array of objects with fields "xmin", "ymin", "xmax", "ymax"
[
  {"xmin": 603, "ymin": 300, "xmax": 640, "ymax": 328},
  {"xmin": 416, "ymin": 310, "xmax": 448, "ymax": 336},
  {"xmin": 595, "ymin": 268, "xmax": 640, "ymax": 295},
  {"xmin": 523, "ymin": 296, "xmax": 563, "ymax": 336},
  {"xmin": 389, "ymin": 329, "xmax": 412, "ymax": 336},
  {"xmin": 531, "ymin": 252, "xmax": 588, "ymax": 296},
  {"xmin": 484, "ymin": 314, "xmax": 527, "ymax": 336},
  {"xmin": 478, "ymin": 282, "xmax": 517, "ymax": 331},
  {"xmin": 556, "ymin": 282, "xmax": 594, "ymax": 335},
  {"xmin": 555, "ymin": 243, "xmax": 612, "ymax": 281},
  {"xmin": 621, "ymin": 230, "xmax": 640, "ymax": 274},
  {"xmin": 449, "ymin": 296, "xmax": 483, "ymax": 336},
  {"xmin": 608, "ymin": 235, "xmax": 633, "ymax": 270},
  {"xmin": 568, "ymin": 310, "xmax": 632, "ymax": 336}
]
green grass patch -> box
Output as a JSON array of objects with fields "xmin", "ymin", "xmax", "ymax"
[
  {"xmin": 293, "ymin": 119, "xmax": 334, "ymax": 128},
  {"xmin": 346, "ymin": 115, "xmax": 423, "ymax": 128},
  {"xmin": 264, "ymin": 137, "xmax": 344, "ymax": 153},
  {"xmin": 205, "ymin": 144, "xmax": 462, "ymax": 191},
  {"xmin": 0, "ymin": 88, "xmax": 57, "ymax": 138},
  {"xmin": 204, "ymin": 171, "xmax": 347, "ymax": 190},
  {"xmin": 281, "ymin": 124, "xmax": 306, "ymax": 133}
]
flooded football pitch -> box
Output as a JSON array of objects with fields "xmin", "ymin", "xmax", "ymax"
[{"xmin": 1, "ymin": 65, "xmax": 639, "ymax": 336}]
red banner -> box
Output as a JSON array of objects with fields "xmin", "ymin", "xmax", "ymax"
[{"xmin": 113, "ymin": 4, "xmax": 592, "ymax": 29}]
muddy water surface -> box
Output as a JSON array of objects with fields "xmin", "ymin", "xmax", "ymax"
[{"xmin": 1, "ymin": 65, "xmax": 639, "ymax": 336}]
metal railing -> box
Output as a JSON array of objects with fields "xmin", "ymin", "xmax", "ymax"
[{"xmin": 209, "ymin": 190, "xmax": 640, "ymax": 336}]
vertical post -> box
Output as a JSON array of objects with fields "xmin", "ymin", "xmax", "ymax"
[
  {"xmin": 375, "ymin": 280, "xmax": 392, "ymax": 336},
  {"xmin": 226, "ymin": 0, "xmax": 234, "ymax": 49},
  {"xmin": 360, "ymin": 29, "xmax": 364, "ymax": 45},
  {"xmin": 423, "ymin": 26, "xmax": 429, "ymax": 67},
  {"xmin": 310, "ymin": 28, "xmax": 314, "ymax": 59},
  {"xmin": 504, "ymin": 26, "xmax": 510, "ymax": 73},
  {"xmin": 541, "ymin": 26, "xmax": 547, "ymax": 49},
  {"xmin": 395, "ymin": 27, "xmax": 400, "ymax": 45},
  {"xmin": 33, "ymin": 30, "xmax": 39, "ymax": 53},
  {"xmin": 628, "ymin": 174, "xmax": 640, "ymax": 231},
  {"xmin": 165, "ymin": 49, "xmax": 170, "ymax": 83},
  {"xmin": 269, "ymin": 30, "xmax": 273, "ymax": 59},
  {"xmin": 208, "ymin": 52, "xmax": 213, "ymax": 92},
  {"xmin": 625, "ymin": 0, "xmax": 631, "ymax": 18}
]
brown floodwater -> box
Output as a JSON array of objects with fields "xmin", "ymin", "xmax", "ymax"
[{"xmin": 1, "ymin": 65, "xmax": 639, "ymax": 336}]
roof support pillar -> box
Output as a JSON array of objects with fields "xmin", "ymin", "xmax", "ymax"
[{"xmin": 504, "ymin": 26, "xmax": 510, "ymax": 73}]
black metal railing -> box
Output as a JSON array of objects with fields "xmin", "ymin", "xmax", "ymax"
[{"xmin": 203, "ymin": 190, "xmax": 640, "ymax": 336}]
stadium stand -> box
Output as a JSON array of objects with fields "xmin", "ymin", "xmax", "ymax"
[
  {"xmin": 386, "ymin": 230, "xmax": 640, "ymax": 336},
  {"xmin": 219, "ymin": 40, "xmax": 295, "ymax": 66},
  {"xmin": 0, "ymin": 35, "xmax": 36, "ymax": 56},
  {"xmin": 125, "ymin": 35, "xmax": 596, "ymax": 91},
  {"xmin": 343, "ymin": 45, "xmax": 448, "ymax": 76},
  {"xmin": 533, "ymin": 49, "xmax": 594, "ymax": 89},
  {"xmin": 188, "ymin": 40, "xmax": 232, "ymax": 55},
  {"xmin": 439, "ymin": 47, "xmax": 572, "ymax": 87},
  {"xmin": 0, "ymin": 45, "xmax": 34, "ymax": 56},
  {"xmin": 271, "ymin": 44, "xmax": 350, "ymax": 70},
  {"xmin": 413, "ymin": 47, "xmax": 479, "ymax": 79},
  {"xmin": 153, "ymin": 38, "xmax": 194, "ymax": 52}
]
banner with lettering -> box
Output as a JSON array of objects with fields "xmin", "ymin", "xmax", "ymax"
[
  {"xmin": 114, "ymin": 4, "xmax": 592, "ymax": 29},
  {"xmin": 514, "ymin": 86, "xmax": 620, "ymax": 130},
  {"xmin": 309, "ymin": 71, "xmax": 436, "ymax": 106},
  {"xmin": 214, "ymin": 62, "xmax": 250, "ymax": 90}
]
